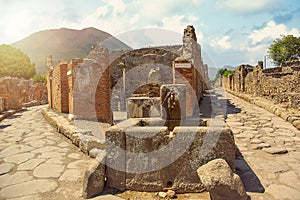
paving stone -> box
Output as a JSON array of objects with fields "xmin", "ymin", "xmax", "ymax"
[
  {"xmin": 266, "ymin": 184, "xmax": 300, "ymax": 200},
  {"xmin": 57, "ymin": 142, "xmax": 69, "ymax": 147},
  {"xmin": 247, "ymin": 157, "xmax": 290, "ymax": 173},
  {"xmin": 44, "ymin": 139, "xmax": 57, "ymax": 145},
  {"xmin": 25, "ymin": 140, "xmax": 47, "ymax": 148},
  {"xmin": 18, "ymin": 158, "xmax": 45, "ymax": 171},
  {"xmin": 275, "ymin": 130, "xmax": 296, "ymax": 137},
  {"xmin": 0, "ymin": 179, "xmax": 58, "ymax": 199},
  {"xmin": 263, "ymin": 147, "xmax": 288, "ymax": 154},
  {"xmin": 67, "ymin": 160, "xmax": 91, "ymax": 169},
  {"xmin": 260, "ymin": 127, "xmax": 274, "ymax": 132},
  {"xmin": 45, "ymin": 158, "xmax": 65, "ymax": 164},
  {"xmin": 38, "ymin": 152, "xmax": 65, "ymax": 159},
  {"xmin": 32, "ymin": 146, "xmax": 61, "ymax": 154},
  {"xmin": 0, "ymin": 171, "xmax": 33, "ymax": 187},
  {"xmin": 59, "ymin": 169, "xmax": 81, "ymax": 181},
  {"xmin": 33, "ymin": 163, "xmax": 64, "ymax": 178},
  {"xmin": 67, "ymin": 153, "xmax": 81, "ymax": 159},
  {"xmin": 0, "ymin": 145, "xmax": 34, "ymax": 158},
  {"xmin": 250, "ymin": 139, "xmax": 263, "ymax": 144},
  {"xmin": 252, "ymin": 143, "xmax": 271, "ymax": 150},
  {"xmin": 6, "ymin": 194, "xmax": 42, "ymax": 200},
  {"xmin": 278, "ymin": 171, "xmax": 300, "ymax": 189},
  {"xmin": 23, "ymin": 135, "xmax": 44, "ymax": 142},
  {"xmin": 3, "ymin": 153, "xmax": 36, "ymax": 164},
  {"xmin": 0, "ymin": 163, "xmax": 15, "ymax": 175}
]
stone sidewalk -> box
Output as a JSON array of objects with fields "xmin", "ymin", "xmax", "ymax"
[
  {"xmin": 0, "ymin": 106, "xmax": 123, "ymax": 200},
  {"xmin": 221, "ymin": 89, "xmax": 300, "ymax": 200}
]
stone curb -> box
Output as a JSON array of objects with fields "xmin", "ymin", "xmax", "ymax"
[
  {"xmin": 41, "ymin": 107, "xmax": 105, "ymax": 158},
  {"xmin": 225, "ymin": 89, "xmax": 300, "ymax": 130}
]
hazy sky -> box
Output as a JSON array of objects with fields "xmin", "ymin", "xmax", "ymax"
[{"xmin": 1, "ymin": 0, "xmax": 300, "ymax": 68}]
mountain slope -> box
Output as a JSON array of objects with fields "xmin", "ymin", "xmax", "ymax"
[{"xmin": 12, "ymin": 27, "xmax": 131, "ymax": 74}]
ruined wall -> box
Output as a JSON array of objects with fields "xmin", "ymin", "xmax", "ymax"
[
  {"xmin": 75, "ymin": 46, "xmax": 112, "ymax": 123},
  {"xmin": 0, "ymin": 77, "xmax": 47, "ymax": 111},
  {"xmin": 51, "ymin": 62, "xmax": 69, "ymax": 113},
  {"xmin": 109, "ymin": 48, "xmax": 177, "ymax": 111},
  {"xmin": 223, "ymin": 61, "xmax": 300, "ymax": 110}
]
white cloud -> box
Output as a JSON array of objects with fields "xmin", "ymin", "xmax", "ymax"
[
  {"xmin": 216, "ymin": 0, "xmax": 276, "ymax": 14},
  {"xmin": 58, "ymin": 1, "xmax": 205, "ymax": 48},
  {"xmin": 105, "ymin": 0, "xmax": 126, "ymax": 16},
  {"xmin": 210, "ymin": 35, "xmax": 232, "ymax": 50},
  {"xmin": 248, "ymin": 20, "xmax": 300, "ymax": 45}
]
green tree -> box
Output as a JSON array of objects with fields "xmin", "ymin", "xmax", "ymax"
[
  {"xmin": 0, "ymin": 44, "xmax": 36, "ymax": 79},
  {"xmin": 215, "ymin": 68, "xmax": 234, "ymax": 80},
  {"xmin": 268, "ymin": 35, "xmax": 300, "ymax": 66},
  {"xmin": 31, "ymin": 74, "xmax": 46, "ymax": 84}
]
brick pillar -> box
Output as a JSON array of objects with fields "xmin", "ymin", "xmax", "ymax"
[{"xmin": 173, "ymin": 60, "xmax": 198, "ymax": 118}]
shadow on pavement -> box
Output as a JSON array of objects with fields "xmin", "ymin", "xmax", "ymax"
[
  {"xmin": 235, "ymin": 147, "xmax": 265, "ymax": 193},
  {"xmin": 0, "ymin": 124, "xmax": 12, "ymax": 129}
]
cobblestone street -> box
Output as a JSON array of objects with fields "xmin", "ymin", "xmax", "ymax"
[
  {"xmin": 0, "ymin": 106, "xmax": 95, "ymax": 200},
  {"xmin": 223, "ymin": 89, "xmax": 300, "ymax": 200}
]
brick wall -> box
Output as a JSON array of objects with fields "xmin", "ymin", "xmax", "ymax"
[
  {"xmin": 51, "ymin": 63, "xmax": 69, "ymax": 113},
  {"xmin": 0, "ymin": 77, "xmax": 47, "ymax": 111}
]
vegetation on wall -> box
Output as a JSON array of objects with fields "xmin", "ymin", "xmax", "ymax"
[
  {"xmin": 0, "ymin": 44, "xmax": 36, "ymax": 79},
  {"xmin": 215, "ymin": 68, "xmax": 235, "ymax": 79},
  {"xmin": 31, "ymin": 74, "xmax": 46, "ymax": 83},
  {"xmin": 268, "ymin": 35, "xmax": 300, "ymax": 66}
]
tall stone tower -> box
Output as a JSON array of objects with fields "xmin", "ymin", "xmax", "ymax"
[{"xmin": 182, "ymin": 25, "xmax": 199, "ymax": 64}]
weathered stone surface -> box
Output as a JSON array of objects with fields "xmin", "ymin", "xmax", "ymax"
[
  {"xmin": 127, "ymin": 97, "xmax": 160, "ymax": 118},
  {"xmin": 106, "ymin": 125, "xmax": 235, "ymax": 193},
  {"xmin": 166, "ymin": 190, "xmax": 176, "ymax": 198},
  {"xmin": 38, "ymin": 152, "xmax": 65, "ymax": 159},
  {"xmin": 67, "ymin": 153, "xmax": 81, "ymax": 159},
  {"xmin": 263, "ymin": 147, "xmax": 288, "ymax": 154},
  {"xmin": 91, "ymin": 194, "xmax": 125, "ymax": 200},
  {"xmin": 278, "ymin": 171, "xmax": 300, "ymax": 189},
  {"xmin": 0, "ymin": 179, "xmax": 58, "ymax": 199},
  {"xmin": 160, "ymin": 84, "xmax": 186, "ymax": 120},
  {"xmin": 3, "ymin": 152, "xmax": 36, "ymax": 164},
  {"xmin": 67, "ymin": 160, "xmax": 91, "ymax": 169},
  {"xmin": 158, "ymin": 192, "xmax": 167, "ymax": 198},
  {"xmin": 33, "ymin": 163, "xmax": 64, "ymax": 178},
  {"xmin": 0, "ymin": 171, "xmax": 33, "ymax": 188},
  {"xmin": 78, "ymin": 134, "xmax": 105, "ymax": 154},
  {"xmin": 59, "ymin": 169, "xmax": 81, "ymax": 181},
  {"xmin": 0, "ymin": 162, "xmax": 15, "ymax": 175},
  {"xmin": 252, "ymin": 143, "xmax": 271, "ymax": 150},
  {"xmin": 197, "ymin": 159, "xmax": 248, "ymax": 200},
  {"xmin": 18, "ymin": 158, "xmax": 45, "ymax": 170},
  {"xmin": 89, "ymin": 148, "xmax": 103, "ymax": 158},
  {"xmin": 82, "ymin": 152, "xmax": 106, "ymax": 198},
  {"xmin": 0, "ymin": 144, "xmax": 34, "ymax": 158},
  {"xmin": 266, "ymin": 184, "xmax": 300, "ymax": 200}
]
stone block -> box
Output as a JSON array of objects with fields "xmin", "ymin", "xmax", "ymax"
[
  {"xmin": 105, "ymin": 125, "xmax": 236, "ymax": 193},
  {"xmin": 126, "ymin": 97, "xmax": 160, "ymax": 118},
  {"xmin": 160, "ymin": 84, "xmax": 186, "ymax": 120},
  {"xmin": 82, "ymin": 151, "xmax": 106, "ymax": 199},
  {"xmin": 197, "ymin": 159, "xmax": 248, "ymax": 200},
  {"xmin": 105, "ymin": 126, "xmax": 126, "ymax": 191}
]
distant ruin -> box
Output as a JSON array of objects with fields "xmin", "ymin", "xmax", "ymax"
[
  {"xmin": 0, "ymin": 77, "xmax": 47, "ymax": 112},
  {"xmin": 222, "ymin": 61, "xmax": 300, "ymax": 110}
]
